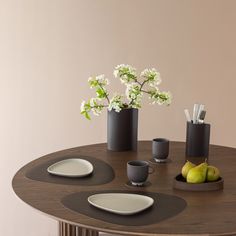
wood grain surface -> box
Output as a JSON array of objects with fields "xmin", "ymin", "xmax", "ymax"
[
  {"xmin": 59, "ymin": 222, "xmax": 98, "ymax": 236},
  {"xmin": 12, "ymin": 141, "xmax": 236, "ymax": 236}
]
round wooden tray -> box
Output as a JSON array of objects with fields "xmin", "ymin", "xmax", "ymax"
[{"xmin": 173, "ymin": 174, "xmax": 224, "ymax": 191}]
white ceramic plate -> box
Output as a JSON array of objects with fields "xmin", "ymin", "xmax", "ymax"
[
  {"xmin": 88, "ymin": 193, "xmax": 154, "ymax": 215},
  {"xmin": 47, "ymin": 159, "xmax": 93, "ymax": 177}
]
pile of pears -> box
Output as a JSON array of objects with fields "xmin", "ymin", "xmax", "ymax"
[{"xmin": 181, "ymin": 161, "xmax": 220, "ymax": 183}]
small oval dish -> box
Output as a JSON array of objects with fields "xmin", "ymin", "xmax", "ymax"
[
  {"xmin": 88, "ymin": 193, "xmax": 154, "ymax": 215},
  {"xmin": 47, "ymin": 158, "xmax": 93, "ymax": 178},
  {"xmin": 173, "ymin": 174, "xmax": 224, "ymax": 191}
]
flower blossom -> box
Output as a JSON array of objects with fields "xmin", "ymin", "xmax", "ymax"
[
  {"xmin": 141, "ymin": 68, "xmax": 161, "ymax": 87},
  {"xmin": 113, "ymin": 64, "xmax": 137, "ymax": 84},
  {"xmin": 108, "ymin": 94, "xmax": 124, "ymax": 112},
  {"xmin": 125, "ymin": 83, "xmax": 143, "ymax": 108}
]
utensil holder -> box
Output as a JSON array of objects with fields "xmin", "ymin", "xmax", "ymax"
[{"xmin": 185, "ymin": 122, "xmax": 210, "ymax": 157}]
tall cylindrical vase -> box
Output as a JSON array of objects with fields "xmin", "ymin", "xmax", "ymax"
[{"xmin": 107, "ymin": 108, "xmax": 138, "ymax": 151}]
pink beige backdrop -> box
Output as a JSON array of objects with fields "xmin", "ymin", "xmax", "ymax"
[{"xmin": 1, "ymin": 0, "xmax": 236, "ymax": 235}]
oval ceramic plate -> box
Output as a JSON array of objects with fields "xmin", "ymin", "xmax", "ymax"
[
  {"xmin": 88, "ymin": 193, "xmax": 154, "ymax": 215},
  {"xmin": 47, "ymin": 159, "xmax": 93, "ymax": 177}
]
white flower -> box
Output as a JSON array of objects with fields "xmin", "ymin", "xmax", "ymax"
[
  {"xmin": 149, "ymin": 89, "xmax": 172, "ymax": 105},
  {"xmin": 126, "ymin": 82, "xmax": 141, "ymax": 98},
  {"xmin": 88, "ymin": 74, "xmax": 109, "ymax": 88},
  {"xmin": 113, "ymin": 64, "xmax": 137, "ymax": 84},
  {"xmin": 108, "ymin": 94, "xmax": 124, "ymax": 112},
  {"xmin": 91, "ymin": 107, "xmax": 102, "ymax": 116},
  {"xmin": 80, "ymin": 101, "xmax": 86, "ymax": 112},
  {"xmin": 88, "ymin": 98, "xmax": 103, "ymax": 116},
  {"xmin": 125, "ymin": 83, "xmax": 143, "ymax": 108},
  {"xmin": 89, "ymin": 98, "xmax": 96, "ymax": 107},
  {"xmin": 113, "ymin": 68, "xmax": 119, "ymax": 78},
  {"xmin": 141, "ymin": 68, "xmax": 161, "ymax": 87},
  {"xmin": 96, "ymin": 74, "xmax": 109, "ymax": 86},
  {"xmin": 88, "ymin": 77, "xmax": 95, "ymax": 89},
  {"xmin": 113, "ymin": 64, "xmax": 124, "ymax": 78},
  {"xmin": 160, "ymin": 91, "xmax": 172, "ymax": 105}
]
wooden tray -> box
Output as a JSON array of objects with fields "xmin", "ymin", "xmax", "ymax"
[{"xmin": 173, "ymin": 174, "xmax": 224, "ymax": 191}]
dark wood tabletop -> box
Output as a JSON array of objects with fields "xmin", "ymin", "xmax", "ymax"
[{"xmin": 12, "ymin": 141, "xmax": 236, "ymax": 236}]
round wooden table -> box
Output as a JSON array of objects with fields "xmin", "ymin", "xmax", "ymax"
[{"xmin": 12, "ymin": 141, "xmax": 236, "ymax": 236}]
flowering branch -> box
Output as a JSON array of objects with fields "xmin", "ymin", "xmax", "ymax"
[{"xmin": 81, "ymin": 64, "xmax": 172, "ymax": 119}]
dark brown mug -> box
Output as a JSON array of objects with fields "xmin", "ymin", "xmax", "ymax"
[{"xmin": 127, "ymin": 160, "xmax": 154, "ymax": 186}]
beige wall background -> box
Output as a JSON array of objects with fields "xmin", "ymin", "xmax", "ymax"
[{"xmin": 1, "ymin": 0, "xmax": 236, "ymax": 235}]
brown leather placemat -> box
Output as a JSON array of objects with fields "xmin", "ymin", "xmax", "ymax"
[
  {"xmin": 26, "ymin": 155, "xmax": 115, "ymax": 186},
  {"xmin": 62, "ymin": 190, "xmax": 187, "ymax": 226}
]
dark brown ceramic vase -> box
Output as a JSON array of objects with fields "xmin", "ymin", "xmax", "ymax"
[{"xmin": 107, "ymin": 108, "xmax": 138, "ymax": 151}]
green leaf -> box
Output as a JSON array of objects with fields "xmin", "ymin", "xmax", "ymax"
[
  {"xmin": 96, "ymin": 88, "xmax": 105, "ymax": 98},
  {"xmin": 85, "ymin": 112, "xmax": 91, "ymax": 120},
  {"xmin": 89, "ymin": 80, "xmax": 98, "ymax": 88}
]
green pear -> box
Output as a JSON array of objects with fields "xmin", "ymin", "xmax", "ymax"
[
  {"xmin": 207, "ymin": 165, "xmax": 220, "ymax": 182},
  {"xmin": 181, "ymin": 161, "xmax": 196, "ymax": 179},
  {"xmin": 187, "ymin": 162, "xmax": 208, "ymax": 184}
]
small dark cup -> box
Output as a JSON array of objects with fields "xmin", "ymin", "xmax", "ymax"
[
  {"xmin": 127, "ymin": 160, "xmax": 153, "ymax": 186},
  {"xmin": 152, "ymin": 138, "xmax": 169, "ymax": 161}
]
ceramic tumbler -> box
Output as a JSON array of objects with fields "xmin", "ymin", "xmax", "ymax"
[
  {"xmin": 152, "ymin": 138, "xmax": 169, "ymax": 161},
  {"xmin": 185, "ymin": 122, "xmax": 210, "ymax": 157}
]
